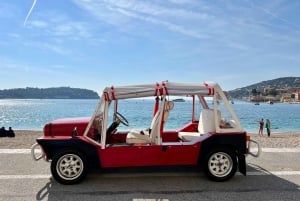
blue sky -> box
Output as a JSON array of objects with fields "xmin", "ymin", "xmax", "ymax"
[{"xmin": 0, "ymin": 0, "xmax": 300, "ymax": 93}]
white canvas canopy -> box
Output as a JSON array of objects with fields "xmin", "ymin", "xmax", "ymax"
[
  {"xmin": 102, "ymin": 81, "xmax": 218, "ymax": 100},
  {"xmin": 84, "ymin": 81, "xmax": 243, "ymax": 149}
]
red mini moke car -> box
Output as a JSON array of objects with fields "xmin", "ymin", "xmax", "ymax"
[{"xmin": 32, "ymin": 81, "xmax": 260, "ymax": 184}]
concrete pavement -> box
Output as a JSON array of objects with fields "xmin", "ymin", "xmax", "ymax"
[{"xmin": 0, "ymin": 148, "xmax": 299, "ymax": 201}]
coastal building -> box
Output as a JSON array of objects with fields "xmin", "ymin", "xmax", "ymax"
[
  {"xmin": 239, "ymin": 85, "xmax": 300, "ymax": 103},
  {"xmin": 295, "ymin": 89, "xmax": 300, "ymax": 101},
  {"xmin": 281, "ymin": 95, "xmax": 291, "ymax": 103},
  {"xmin": 262, "ymin": 87, "xmax": 300, "ymax": 103}
]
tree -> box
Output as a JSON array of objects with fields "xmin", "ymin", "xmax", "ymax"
[
  {"xmin": 264, "ymin": 88, "xmax": 277, "ymax": 96},
  {"xmin": 251, "ymin": 89, "xmax": 257, "ymax": 96},
  {"xmin": 291, "ymin": 94, "xmax": 295, "ymax": 99}
]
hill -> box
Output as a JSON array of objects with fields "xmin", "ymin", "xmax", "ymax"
[
  {"xmin": 227, "ymin": 77, "xmax": 300, "ymax": 100},
  {"xmin": 0, "ymin": 87, "xmax": 99, "ymax": 99}
]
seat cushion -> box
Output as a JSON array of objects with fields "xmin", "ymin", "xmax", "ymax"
[
  {"xmin": 178, "ymin": 132, "xmax": 201, "ymax": 142},
  {"xmin": 126, "ymin": 131, "xmax": 151, "ymax": 144}
]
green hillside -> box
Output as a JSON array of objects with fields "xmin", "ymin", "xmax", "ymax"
[
  {"xmin": 227, "ymin": 77, "xmax": 300, "ymax": 100},
  {"xmin": 0, "ymin": 87, "xmax": 99, "ymax": 99}
]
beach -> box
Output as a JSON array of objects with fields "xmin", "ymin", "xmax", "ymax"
[
  {"xmin": 249, "ymin": 132, "xmax": 300, "ymax": 148},
  {"xmin": 0, "ymin": 130, "xmax": 299, "ymax": 149},
  {"xmin": 0, "ymin": 130, "xmax": 43, "ymax": 149}
]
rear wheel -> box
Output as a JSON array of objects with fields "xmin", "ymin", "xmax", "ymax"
[
  {"xmin": 51, "ymin": 149, "xmax": 87, "ymax": 185},
  {"xmin": 203, "ymin": 147, "xmax": 237, "ymax": 182}
]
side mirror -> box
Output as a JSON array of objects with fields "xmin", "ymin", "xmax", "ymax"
[{"xmin": 72, "ymin": 127, "xmax": 78, "ymax": 137}]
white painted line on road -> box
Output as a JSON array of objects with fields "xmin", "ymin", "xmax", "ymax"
[
  {"xmin": 0, "ymin": 149, "xmax": 40, "ymax": 154},
  {"xmin": 251, "ymin": 148, "xmax": 300, "ymax": 153},
  {"xmin": 1, "ymin": 171, "xmax": 300, "ymax": 180},
  {"xmin": 247, "ymin": 171, "xmax": 300, "ymax": 176},
  {"xmin": 0, "ymin": 148, "xmax": 300, "ymax": 154},
  {"xmin": 263, "ymin": 148, "xmax": 300, "ymax": 153},
  {"xmin": 0, "ymin": 174, "xmax": 51, "ymax": 180}
]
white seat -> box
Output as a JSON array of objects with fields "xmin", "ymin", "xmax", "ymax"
[
  {"xmin": 125, "ymin": 130, "xmax": 152, "ymax": 143},
  {"xmin": 179, "ymin": 109, "xmax": 217, "ymax": 142},
  {"xmin": 178, "ymin": 132, "xmax": 202, "ymax": 142},
  {"xmin": 126, "ymin": 112, "xmax": 158, "ymax": 144},
  {"xmin": 126, "ymin": 101, "xmax": 174, "ymax": 144}
]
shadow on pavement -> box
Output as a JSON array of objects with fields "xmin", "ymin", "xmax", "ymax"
[{"xmin": 36, "ymin": 165, "xmax": 300, "ymax": 201}]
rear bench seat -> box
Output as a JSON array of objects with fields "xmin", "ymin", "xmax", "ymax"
[{"xmin": 178, "ymin": 109, "xmax": 216, "ymax": 142}]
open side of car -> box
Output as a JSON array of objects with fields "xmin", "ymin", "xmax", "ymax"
[{"xmin": 32, "ymin": 81, "xmax": 260, "ymax": 184}]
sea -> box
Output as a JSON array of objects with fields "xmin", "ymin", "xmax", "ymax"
[{"xmin": 0, "ymin": 99, "xmax": 300, "ymax": 134}]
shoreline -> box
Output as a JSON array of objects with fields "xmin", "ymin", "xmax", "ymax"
[{"xmin": 0, "ymin": 130, "xmax": 299, "ymax": 149}]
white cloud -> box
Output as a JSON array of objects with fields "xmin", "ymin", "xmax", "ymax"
[
  {"xmin": 0, "ymin": 56, "xmax": 57, "ymax": 73},
  {"xmin": 16, "ymin": 0, "xmax": 300, "ymax": 61},
  {"xmin": 29, "ymin": 20, "xmax": 48, "ymax": 28},
  {"xmin": 0, "ymin": 2, "xmax": 19, "ymax": 18},
  {"xmin": 167, "ymin": 0, "xmax": 194, "ymax": 4},
  {"xmin": 24, "ymin": 9, "xmax": 94, "ymax": 41},
  {"xmin": 73, "ymin": 0, "xmax": 213, "ymax": 39},
  {"xmin": 42, "ymin": 43, "xmax": 70, "ymax": 55}
]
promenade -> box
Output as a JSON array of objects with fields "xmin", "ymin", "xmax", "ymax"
[{"xmin": 0, "ymin": 131, "xmax": 299, "ymax": 201}]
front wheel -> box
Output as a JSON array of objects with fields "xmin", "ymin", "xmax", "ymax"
[
  {"xmin": 51, "ymin": 149, "xmax": 88, "ymax": 185},
  {"xmin": 203, "ymin": 147, "xmax": 237, "ymax": 182}
]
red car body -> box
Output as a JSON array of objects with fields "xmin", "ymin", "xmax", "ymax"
[{"xmin": 32, "ymin": 81, "xmax": 260, "ymax": 184}]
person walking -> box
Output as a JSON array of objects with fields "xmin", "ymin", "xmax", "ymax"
[
  {"xmin": 266, "ymin": 119, "xmax": 271, "ymax": 137},
  {"xmin": 258, "ymin": 118, "xmax": 264, "ymax": 137}
]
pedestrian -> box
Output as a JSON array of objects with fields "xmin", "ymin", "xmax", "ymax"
[
  {"xmin": 266, "ymin": 119, "xmax": 271, "ymax": 137},
  {"xmin": 7, "ymin": 127, "xmax": 15, "ymax": 137},
  {"xmin": 0, "ymin": 127, "xmax": 7, "ymax": 137},
  {"xmin": 258, "ymin": 118, "xmax": 264, "ymax": 137}
]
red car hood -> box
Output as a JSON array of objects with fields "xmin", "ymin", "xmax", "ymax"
[{"xmin": 44, "ymin": 117, "xmax": 91, "ymax": 137}]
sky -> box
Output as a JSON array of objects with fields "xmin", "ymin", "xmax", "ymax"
[{"xmin": 1, "ymin": 0, "xmax": 300, "ymax": 94}]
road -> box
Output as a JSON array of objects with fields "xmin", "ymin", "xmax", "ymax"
[{"xmin": 0, "ymin": 148, "xmax": 299, "ymax": 201}]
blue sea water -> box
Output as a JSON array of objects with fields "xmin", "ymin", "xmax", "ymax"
[
  {"xmin": 0, "ymin": 99, "xmax": 97, "ymax": 131},
  {"xmin": 0, "ymin": 99, "xmax": 300, "ymax": 134}
]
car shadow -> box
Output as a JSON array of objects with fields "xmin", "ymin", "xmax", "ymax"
[{"xmin": 36, "ymin": 164, "xmax": 300, "ymax": 201}]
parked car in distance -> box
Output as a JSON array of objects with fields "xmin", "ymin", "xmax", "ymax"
[{"xmin": 32, "ymin": 81, "xmax": 260, "ymax": 184}]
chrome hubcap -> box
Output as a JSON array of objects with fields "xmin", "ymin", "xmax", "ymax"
[
  {"xmin": 56, "ymin": 154, "xmax": 83, "ymax": 180},
  {"xmin": 208, "ymin": 152, "xmax": 233, "ymax": 177}
]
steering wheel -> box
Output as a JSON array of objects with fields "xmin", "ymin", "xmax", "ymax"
[
  {"xmin": 106, "ymin": 112, "xmax": 129, "ymax": 139},
  {"xmin": 114, "ymin": 112, "xmax": 129, "ymax": 126}
]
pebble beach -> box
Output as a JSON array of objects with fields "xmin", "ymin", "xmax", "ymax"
[{"xmin": 0, "ymin": 130, "xmax": 299, "ymax": 149}]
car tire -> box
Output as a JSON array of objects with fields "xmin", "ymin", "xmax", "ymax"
[
  {"xmin": 203, "ymin": 147, "xmax": 237, "ymax": 182},
  {"xmin": 51, "ymin": 149, "xmax": 88, "ymax": 185}
]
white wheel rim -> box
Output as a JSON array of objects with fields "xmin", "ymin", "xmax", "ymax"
[
  {"xmin": 208, "ymin": 152, "xmax": 233, "ymax": 178},
  {"xmin": 56, "ymin": 154, "xmax": 84, "ymax": 181}
]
